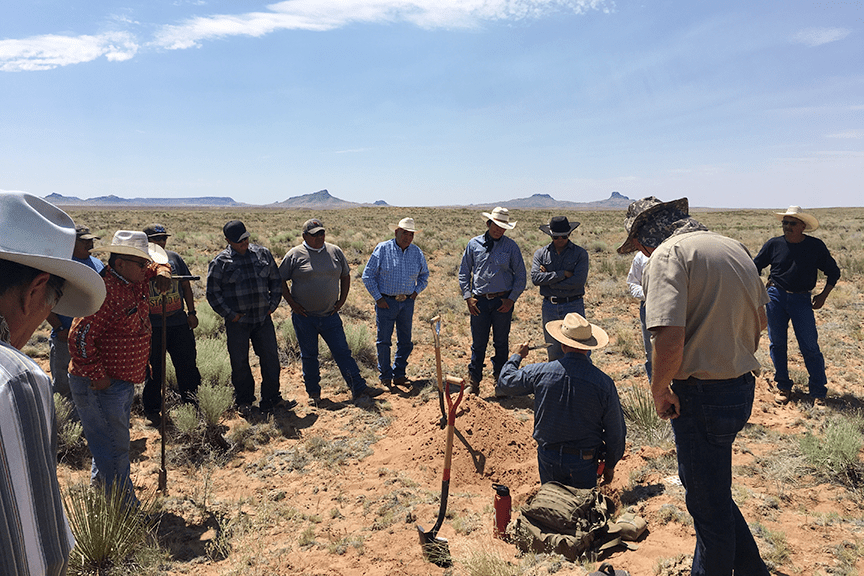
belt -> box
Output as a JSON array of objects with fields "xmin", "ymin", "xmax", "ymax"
[
  {"xmin": 766, "ymin": 281, "xmax": 810, "ymax": 295},
  {"xmin": 544, "ymin": 295, "xmax": 583, "ymax": 304},
  {"xmin": 381, "ymin": 294, "xmax": 410, "ymax": 302},
  {"xmin": 542, "ymin": 444, "xmax": 596, "ymax": 460},
  {"xmin": 474, "ymin": 291, "xmax": 507, "ymax": 300}
]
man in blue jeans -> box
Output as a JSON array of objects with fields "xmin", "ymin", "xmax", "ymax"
[
  {"xmin": 207, "ymin": 220, "xmax": 295, "ymax": 417},
  {"xmin": 280, "ymin": 218, "xmax": 385, "ymax": 406},
  {"xmin": 362, "ymin": 217, "xmax": 429, "ymax": 388},
  {"xmin": 753, "ymin": 206, "xmax": 840, "ymax": 406},
  {"xmin": 459, "ymin": 207, "xmax": 526, "ymax": 395},
  {"xmin": 618, "ymin": 196, "xmax": 770, "ymax": 576}
]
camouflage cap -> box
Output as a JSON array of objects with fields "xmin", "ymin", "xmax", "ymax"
[{"xmin": 616, "ymin": 196, "xmax": 689, "ymax": 254}]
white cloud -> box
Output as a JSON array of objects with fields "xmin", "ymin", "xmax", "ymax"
[
  {"xmin": 152, "ymin": 0, "xmax": 613, "ymax": 49},
  {"xmin": 792, "ymin": 27, "xmax": 851, "ymax": 47},
  {"xmin": 0, "ymin": 32, "xmax": 138, "ymax": 72},
  {"xmin": 826, "ymin": 130, "xmax": 863, "ymax": 139}
]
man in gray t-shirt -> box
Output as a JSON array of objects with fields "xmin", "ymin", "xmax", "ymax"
[{"xmin": 280, "ymin": 218, "xmax": 384, "ymax": 406}]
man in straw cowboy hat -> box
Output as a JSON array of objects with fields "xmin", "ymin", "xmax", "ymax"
[
  {"xmin": 754, "ymin": 206, "xmax": 840, "ymax": 406},
  {"xmin": 531, "ymin": 216, "xmax": 589, "ymax": 361},
  {"xmin": 69, "ymin": 230, "xmax": 172, "ymax": 506},
  {"xmin": 496, "ymin": 313, "xmax": 625, "ymax": 489},
  {"xmin": 459, "ymin": 207, "xmax": 526, "ymax": 395},
  {"xmin": 617, "ymin": 196, "xmax": 770, "ymax": 576},
  {"xmin": 362, "ymin": 217, "xmax": 429, "ymax": 388},
  {"xmin": 0, "ymin": 191, "xmax": 106, "ymax": 575}
]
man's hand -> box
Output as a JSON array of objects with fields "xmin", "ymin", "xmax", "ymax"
[
  {"xmin": 601, "ymin": 466, "xmax": 615, "ymax": 485},
  {"xmin": 154, "ymin": 274, "xmax": 172, "ymax": 294},
  {"xmin": 497, "ymin": 298, "xmax": 514, "ymax": 313},
  {"xmin": 231, "ymin": 313, "xmax": 243, "ymax": 323},
  {"xmin": 466, "ymin": 296, "xmax": 479, "ymax": 316},
  {"xmin": 90, "ymin": 377, "xmax": 111, "ymax": 391},
  {"xmin": 563, "ymin": 270, "xmax": 574, "ymax": 278},
  {"xmin": 376, "ymin": 297, "xmax": 390, "ymax": 309},
  {"xmin": 812, "ymin": 292, "xmax": 828, "ymax": 310},
  {"xmin": 409, "ymin": 291, "xmax": 418, "ymax": 300},
  {"xmin": 333, "ymin": 298, "xmax": 346, "ymax": 313},
  {"xmin": 187, "ymin": 314, "xmax": 199, "ymax": 329},
  {"xmin": 288, "ymin": 302, "xmax": 307, "ymax": 316},
  {"xmin": 653, "ymin": 386, "xmax": 680, "ymax": 420},
  {"xmin": 512, "ymin": 341, "xmax": 530, "ymax": 359}
]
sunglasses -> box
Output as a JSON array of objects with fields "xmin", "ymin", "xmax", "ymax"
[
  {"xmin": 118, "ymin": 257, "xmax": 149, "ymax": 269},
  {"xmin": 781, "ymin": 220, "xmax": 802, "ymax": 227},
  {"xmin": 552, "ymin": 234, "xmax": 570, "ymax": 239}
]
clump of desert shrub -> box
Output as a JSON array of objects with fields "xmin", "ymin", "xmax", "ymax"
[
  {"xmin": 799, "ymin": 415, "xmax": 864, "ymax": 487},
  {"xmin": 194, "ymin": 302, "xmax": 223, "ymax": 339},
  {"xmin": 343, "ymin": 323, "xmax": 375, "ymax": 366},
  {"xmin": 621, "ymin": 384, "xmax": 672, "ymax": 445},
  {"xmin": 170, "ymin": 403, "xmax": 200, "ymax": 438},
  {"xmin": 198, "ymin": 382, "xmax": 234, "ymax": 427},
  {"xmin": 54, "ymin": 393, "xmax": 85, "ymax": 457},
  {"xmin": 196, "ymin": 338, "xmax": 232, "ymax": 387},
  {"xmin": 64, "ymin": 483, "xmax": 161, "ymax": 574}
]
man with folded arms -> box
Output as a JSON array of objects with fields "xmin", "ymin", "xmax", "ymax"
[
  {"xmin": 0, "ymin": 192, "xmax": 106, "ymax": 576},
  {"xmin": 459, "ymin": 207, "xmax": 526, "ymax": 395},
  {"xmin": 69, "ymin": 231, "xmax": 172, "ymax": 506},
  {"xmin": 362, "ymin": 217, "xmax": 429, "ymax": 388}
]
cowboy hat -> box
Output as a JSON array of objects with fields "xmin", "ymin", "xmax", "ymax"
[
  {"xmin": 481, "ymin": 207, "xmax": 517, "ymax": 230},
  {"xmin": 539, "ymin": 216, "xmax": 580, "ymax": 237},
  {"xmin": 617, "ymin": 196, "xmax": 689, "ymax": 254},
  {"xmin": 774, "ymin": 206, "xmax": 819, "ymax": 232},
  {"xmin": 0, "ymin": 192, "xmax": 106, "ymax": 317},
  {"xmin": 92, "ymin": 231, "xmax": 168, "ymax": 264},
  {"xmin": 545, "ymin": 313, "xmax": 609, "ymax": 351},
  {"xmin": 392, "ymin": 217, "xmax": 419, "ymax": 233}
]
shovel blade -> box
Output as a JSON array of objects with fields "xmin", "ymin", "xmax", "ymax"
[{"xmin": 416, "ymin": 524, "xmax": 452, "ymax": 568}]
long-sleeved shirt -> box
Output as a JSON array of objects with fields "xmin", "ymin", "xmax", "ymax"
[
  {"xmin": 530, "ymin": 241, "xmax": 589, "ymax": 299},
  {"xmin": 70, "ymin": 265, "xmax": 167, "ymax": 383},
  {"xmin": 753, "ymin": 235, "xmax": 841, "ymax": 293},
  {"xmin": 361, "ymin": 239, "xmax": 429, "ymax": 301},
  {"xmin": 458, "ymin": 233, "xmax": 526, "ymax": 301},
  {"xmin": 1, "ymin": 338, "xmax": 74, "ymax": 576},
  {"xmin": 626, "ymin": 251, "xmax": 649, "ymax": 300},
  {"xmin": 495, "ymin": 352, "xmax": 626, "ymax": 470},
  {"xmin": 206, "ymin": 243, "xmax": 282, "ymax": 325}
]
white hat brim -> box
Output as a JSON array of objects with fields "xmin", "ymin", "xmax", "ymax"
[
  {"xmin": 774, "ymin": 210, "xmax": 819, "ymax": 232},
  {"xmin": 481, "ymin": 212, "xmax": 517, "ymax": 230},
  {"xmin": 93, "ymin": 243, "xmax": 169, "ymax": 264}
]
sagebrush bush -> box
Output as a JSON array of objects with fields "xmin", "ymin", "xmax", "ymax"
[
  {"xmin": 198, "ymin": 382, "xmax": 234, "ymax": 427},
  {"xmin": 171, "ymin": 403, "xmax": 200, "ymax": 437},
  {"xmin": 196, "ymin": 338, "xmax": 232, "ymax": 387},
  {"xmin": 194, "ymin": 302, "xmax": 224, "ymax": 340},
  {"xmin": 800, "ymin": 415, "xmax": 863, "ymax": 481},
  {"xmin": 54, "ymin": 393, "xmax": 84, "ymax": 454}
]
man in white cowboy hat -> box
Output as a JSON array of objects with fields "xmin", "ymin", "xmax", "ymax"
[
  {"xmin": 280, "ymin": 218, "xmax": 386, "ymax": 406},
  {"xmin": 531, "ymin": 215, "xmax": 589, "ymax": 361},
  {"xmin": 495, "ymin": 313, "xmax": 625, "ymax": 489},
  {"xmin": 361, "ymin": 217, "xmax": 429, "ymax": 388},
  {"xmin": 46, "ymin": 224, "xmax": 105, "ymax": 413},
  {"xmin": 753, "ymin": 206, "xmax": 840, "ymax": 405},
  {"xmin": 617, "ymin": 196, "xmax": 770, "ymax": 576},
  {"xmin": 68, "ymin": 230, "xmax": 172, "ymax": 506},
  {"xmin": 0, "ymin": 191, "xmax": 106, "ymax": 576},
  {"xmin": 458, "ymin": 207, "xmax": 526, "ymax": 395}
]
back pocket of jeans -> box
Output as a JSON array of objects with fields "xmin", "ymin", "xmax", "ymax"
[{"xmin": 701, "ymin": 401, "xmax": 751, "ymax": 447}]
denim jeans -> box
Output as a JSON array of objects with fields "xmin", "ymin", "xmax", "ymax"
[
  {"xmin": 49, "ymin": 334, "xmax": 74, "ymax": 406},
  {"xmin": 69, "ymin": 375, "xmax": 138, "ymax": 505},
  {"xmin": 225, "ymin": 316, "xmax": 281, "ymax": 407},
  {"xmin": 541, "ymin": 297, "xmax": 585, "ymax": 362},
  {"xmin": 468, "ymin": 295, "xmax": 513, "ymax": 383},
  {"xmin": 143, "ymin": 323, "xmax": 202, "ymax": 413},
  {"xmin": 765, "ymin": 286, "xmax": 827, "ymax": 397},
  {"xmin": 639, "ymin": 301, "xmax": 653, "ymax": 380},
  {"xmin": 292, "ymin": 312, "xmax": 366, "ymax": 397},
  {"xmin": 374, "ymin": 297, "xmax": 415, "ymax": 381},
  {"xmin": 536, "ymin": 445, "xmax": 597, "ymax": 489},
  {"xmin": 671, "ymin": 373, "xmax": 769, "ymax": 576}
]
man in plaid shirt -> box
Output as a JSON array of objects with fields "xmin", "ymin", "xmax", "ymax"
[
  {"xmin": 362, "ymin": 217, "xmax": 429, "ymax": 387},
  {"xmin": 207, "ymin": 220, "xmax": 294, "ymax": 417}
]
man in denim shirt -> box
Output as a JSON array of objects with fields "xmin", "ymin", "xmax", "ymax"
[
  {"xmin": 362, "ymin": 217, "xmax": 429, "ymax": 388},
  {"xmin": 207, "ymin": 220, "xmax": 292, "ymax": 416},
  {"xmin": 530, "ymin": 216, "xmax": 589, "ymax": 361},
  {"xmin": 458, "ymin": 207, "xmax": 526, "ymax": 395}
]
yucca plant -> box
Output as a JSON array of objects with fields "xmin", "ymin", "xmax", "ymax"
[
  {"xmin": 621, "ymin": 384, "xmax": 671, "ymax": 445},
  {"xmin": 64, "ymin": 483, "xmax": 159, "ymax": 574}
]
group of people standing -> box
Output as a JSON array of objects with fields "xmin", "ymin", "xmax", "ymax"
[{"xmin": 0, "ymin": 189, "xmax": 841, "ymax": 576}]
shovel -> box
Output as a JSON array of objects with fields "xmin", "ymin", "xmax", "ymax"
[
  {"xmin": 417, "ymin": 375, "xmax": 465, "ymax": 568},
  {"xmin": 428, "ymin": 315, "xmax": 447, "ymax": 425}
]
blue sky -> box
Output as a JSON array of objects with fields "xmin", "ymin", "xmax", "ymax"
[{"xmin": 1, "ymin": 0, "xmax": 861, "ymax": 207}]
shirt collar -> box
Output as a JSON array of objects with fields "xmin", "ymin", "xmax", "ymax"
[{"xmin": 303, "ymin": 241, "xmax": 326, "ymax": 253}]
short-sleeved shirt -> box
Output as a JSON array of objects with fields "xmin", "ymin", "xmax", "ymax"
[
  {"xmin": 753, "ymin": 235, "xmax": 841, "ymax": 293},
  {"xmin": 148, "ymin": 249, "xmax": 192, "ymax": 328},
  {"xmin": 280, "ymin": 243, "xmax": 350, "ymax": 317},
  {"xmin": 644, "ymin": 231, "xmax": 769, "ymax": 380},
  {"xmin": 1, "ymin": 340, "xmax": 74, "ymax": 576}
]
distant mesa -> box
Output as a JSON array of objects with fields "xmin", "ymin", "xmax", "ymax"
[{"xmin": 41, "ymin": 190, "xmax": 631, "ymax": 210}]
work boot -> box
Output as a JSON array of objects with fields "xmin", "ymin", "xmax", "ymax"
[
  {"xmin": 469, "ymin": 377, "xmax": 480, "ymax": 395},
  {"xmin": 393, "ymin": 376, "xmax": 409, "ymax": 386},
  {"xmin": 774, "ymin": 387, "xmax": 792, "ymax": 405}
]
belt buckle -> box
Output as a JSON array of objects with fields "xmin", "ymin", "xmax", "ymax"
[
  {"xmin": 549, "ymin": 296, "xmax": 560, "ymax": 304},
  {"xmin": 394, "ymin": 294, "xmax": 407, "ymax": 302}
]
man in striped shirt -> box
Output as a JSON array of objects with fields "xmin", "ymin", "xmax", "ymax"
[
  {"xmin": 362, "ymin": 217, "xmax": 429, "ymax": 387},
  {"xmin": 0, "ymin": 192, "xmax": 106, "ymax": 576}
]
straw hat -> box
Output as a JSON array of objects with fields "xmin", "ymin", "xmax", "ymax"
[
  {"xmin": 482, "ymin": 207, "xmax": 517, "ymax": 230},
  {"xmin": 0, "ymin": 192, "xmax": 106, "ymax": 317},
  {"xmin": 545, "ymin": 313, "xmax": 609, "ymax": 351},
  {"xmin": 774, "ymin": 206, "xmax": 819, "ymax": 231},
  {"xmin": 93, "ymin": 231, "xmax": 168, "ymax": 264},
  {"xmin": 393, "ymin": 217, "xmax": 419, "ymax": 233}
]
